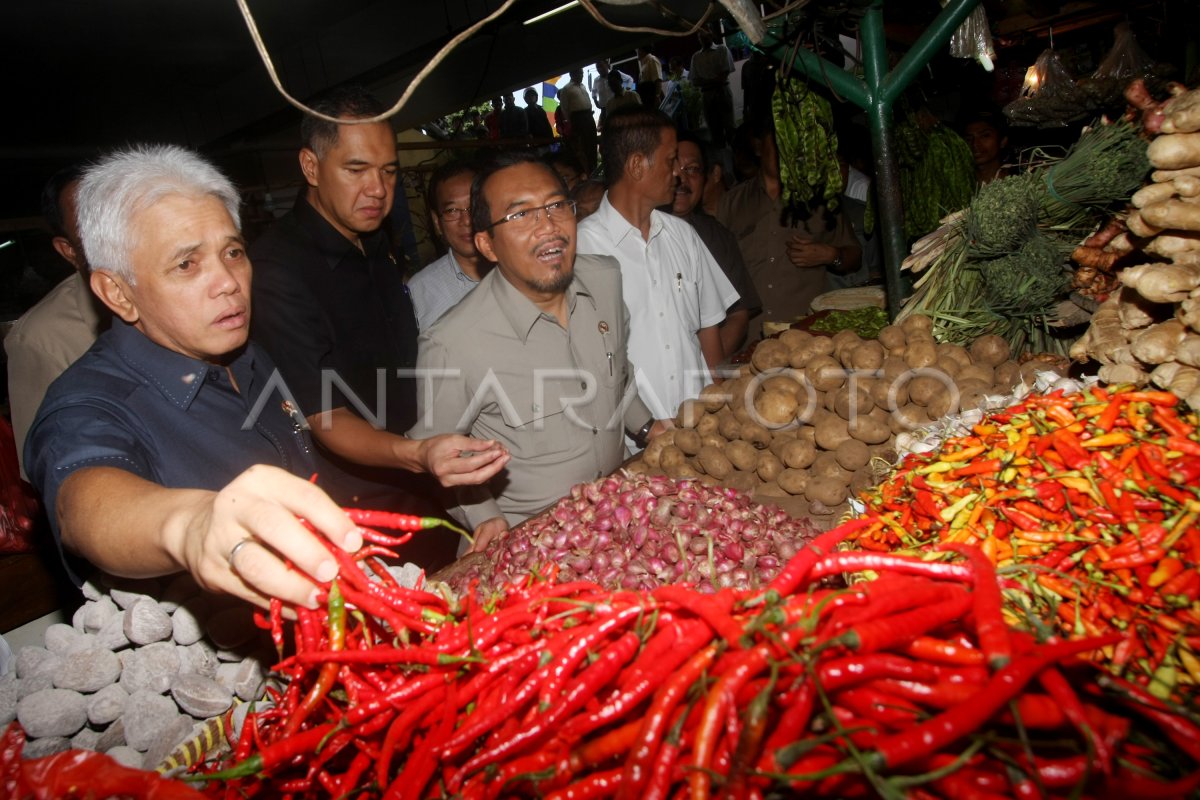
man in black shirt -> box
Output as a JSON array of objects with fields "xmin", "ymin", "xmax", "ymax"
[{"xmin": 250, "ymin": 86, "xmax": 508, "ymax": 507}]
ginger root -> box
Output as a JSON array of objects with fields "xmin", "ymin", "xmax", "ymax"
[
  {"xmin": 1130, "ymin": 320, "xmax": 1187, "ymax": 365},
  {"xmin": 1141, "ymin": 199, "xmax": 1200, "ymax": 232},
  {"xmin": 1148, "ymin": 132, "xmax": 1200, "ymax": 171},
  {"xmin": 1162, "ymin": 87, "xmax": 1200, "ymax": 135},
  {"xmin": 1099, "ymin": 363, "xmax": 1150, "ymax": 386},
  {"xmin": 1120, "ymin": 261, "xmax": 1200, "ymax": 303}
]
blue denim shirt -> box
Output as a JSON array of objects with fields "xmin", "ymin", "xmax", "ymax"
[{"xmin": 25, "ymin": 321, "xmax": 317, "ymax": 583}]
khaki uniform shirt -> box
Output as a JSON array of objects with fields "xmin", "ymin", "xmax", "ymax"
[
  {"xmin": 717, "ymin": 175, "xmax": 858, "ymax": 331},
  {"xmin": 5, "ymin": 273, "xmax": 107, "ymax": 476},
  {"xmin": 412, "ymin": 254, "xmax": 652, "ymax": 529}
]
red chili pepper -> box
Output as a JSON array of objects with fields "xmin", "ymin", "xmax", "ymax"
[
  {"xmin": 545, "ymin": 767, "xmax": 623, "ymax": 800},
  {"xmin": 904, "ymin": 636, "xmax": 986, "ymax": 666},
  {"xmin": 1099, "ymin": 673, "xmax": 1200, "ymax": 763},
  {"xmin": 941, "ymin": 543, "xmax": 1011, "ymax": 669},
  {"xmin": 20, "ymin": 747, "xmax": 209, "ymax": 799},
  {"xmin": 653, "ymin": 585, "xmax": 744, "ymax": 645},
  {"xmin": 832, "ymin": 587, "xmax": 973, "ymax": 654},
  {"xmin": 767, "ymin": 518, "xmax": 872, "ymax": 596},
  {"xmin": 1038, "ymin": 666, "xmax": 1113, "ymax": 775},
  {"xmin": 808, "ymin": 552, "xmax": 974, "ymax": 583},
  {"xmin": 280, "ymin": 581, "xmax": 345, "ymax": 738},
  {"xmin": 1098, "ymin": 545, "xmax": 1166, "ymax": 570},
  {"xmin": 198, "ymin": 721, "xmax": 338, "ymax": 780}
]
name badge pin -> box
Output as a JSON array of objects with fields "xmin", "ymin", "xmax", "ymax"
[{"xmin": 597, "ymin": 321, "xmax": 609, "ymax": 334}]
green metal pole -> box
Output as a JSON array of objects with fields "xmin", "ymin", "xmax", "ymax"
[{"xmin": 882, "ymin": 0, "xmax": 984, "ymax": 107}]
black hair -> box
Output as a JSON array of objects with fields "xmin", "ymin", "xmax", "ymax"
[
  {"xmin": 40, "ymin": 164, "xmax": 86, "ymax": 238},
  {"xmin": 547, "ymin": 150, "xmax": 585, "ymax": 179},
  {"xmin": 600, "ymin": 106, "xmax": 675, "ymax": 185},
  {"xmin": 300, "ymin": 85, "xmax": 390, "ymax": 157},
  {"xmin": 426, "ymin": 159, "xmax": 478, "ymax": 213},
  {"xmin": 960, "ymin": 109, "xmax": 1008, "ymax": 140},
  {"xmin": 470, "ymin": 150, "xmax": 568, "ymax": 234},
  {"xmin": 675, "ymin": 131, "xmax": 710, "ymax": 174}
]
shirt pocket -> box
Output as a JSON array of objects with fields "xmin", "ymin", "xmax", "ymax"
[{"xmin": 497, "ymin": 389, "xmax": 575, "ymax": 458}]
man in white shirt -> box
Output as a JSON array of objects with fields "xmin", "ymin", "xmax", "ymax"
[
  {"xmin": 690, "ymin": 27, "xmax": 737, "ymax": 146},
  {"xmin": 408, "ymin": 160, "xmax": 491, "ymax": 329},
  {"xmin": 577, "ymin": 106, "xmax": 738, "ymax": 425},
  {"xmin": 559, "ymin": 69, "xmax": 598, "ymax": 175},
  {"xmin": 636, "ymin": 46, "xmax": 664, "ymax": 108}
]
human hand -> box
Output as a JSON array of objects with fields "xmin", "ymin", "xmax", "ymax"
[
  {"xmin": 785, "ymin": 236, "xmax": 838, "ymax": 269},
  {"xmin": 648, "ymin": 419, "xmax": 674, "ymax": 440},
  {"xmin": 419, "ymin": 434, "xmax": 510, "ymax": 488},
  {"xmin": 470, "ymin": 516, "xmax": 509, "ymax": 554},
  {"xmin": 177, "ymin": 465, "xmax": 360, "ymax": 611}
]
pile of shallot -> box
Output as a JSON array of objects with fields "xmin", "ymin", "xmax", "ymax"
[{"xmin": 445, "ymin": 473, "xmax": 821, "ymax": 596}]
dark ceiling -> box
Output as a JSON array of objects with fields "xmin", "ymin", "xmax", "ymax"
[{"xmin": 1, "ymin": 0, "xmax": 1194, "ymax": 222}]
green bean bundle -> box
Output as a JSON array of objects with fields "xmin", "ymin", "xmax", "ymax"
[{"xmin": 772, "ymin": 76, "xmax": 842, "ymax": 214}]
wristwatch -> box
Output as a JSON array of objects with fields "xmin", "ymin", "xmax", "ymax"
[
  {"xmin": 630, "ymin": 418, "xmax": 655, "ymax": 449},
  {"xmin": 829, "ymin": 247, "xmax": 843, "ymax": 271}
]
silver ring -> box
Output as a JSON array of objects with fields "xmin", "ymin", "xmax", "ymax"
[{"xmin": 227, "ymin": 538, "xmax": 255, "ymax": 569}]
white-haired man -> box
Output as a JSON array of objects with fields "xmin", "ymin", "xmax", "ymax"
[{"xmin": 25, "ymin": 144, "xmax": 363, "ymax": 610}]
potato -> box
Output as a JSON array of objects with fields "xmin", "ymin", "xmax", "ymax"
[
  {"xmin": 700, "ymin": 432, "xmax": 727, "ymax": 450},
  {"xmin": 813, "ymin": 412, "xmax": 852, "ymax": 451},
  {"xmin": 850, "ymin": 341, "xmax": 885, "ymax": 371},
  {"xmin": 676, "ymin": 399, "xmax": 705, "ymax": 428},
  {"xmin": 751, "ymin": 339, "xmax": 790, "ymax": 371},
  {"xmin": 779, "ymin": 328, "xmax": 813, "ymax": 350},
  {"xmin": 660, "ymin": 445, "xmax": 688, "ymax": 471},
  {"xmin": 696, "ymin": 413, "xmax": 720, "ymax": 437},
  {"xmin": 881, "ymin": 356, "xmax": 908, "ymax": 382},
  {"xmin": 969, "ymin": 334, "xmax": 1011, "ymax": 367},
  {"xmin": 740, "ymin": 421, "xmax": 771, "ymax": 447},
  {"xmin": 699, "ymin": 383, "xmax": 730, "ymax": 413},
  {"xmin": 787, "ymin": 342, "xmax": 819, "ymax": 369},
  {"xmin": 755, "ymin": 390, "xmax": 800, "ymax": 427},
  {"xmin": 808, "ymin": 336, "xmax": 835, "ymax": 357},
  {"xmin": 934, "ymin": 356, "xmax": 962, "ymax": 379},
  {"xmin": 698, "ymin": 473, "xmax": 721, "ymax": 487},
  {"xmin": 756, "ymin": 480, "xmax": 788, "ymax": 498},
  {"xmin": 833, "ymin": 383, "xmax": 875, "ymax": 421},
  {"xmin": 697, "ymin": 445, "xmax": 733, "ymax": 479},
  {"xmin": 904, "ymin": 340, "xmax": 938, "ymax": 369},
  {"xmin": 890, "ymin": 403, "xmax": 929, "ymax": 434},
  {"xmin": 868, "ymin": 377, "xmax": 900, "ymax": 412},
  {"xmin": 780, "ymin": 438, "xmax": 817, "ymax": 469},
  {"xmin": 642, "ymin": 436, "xmax": 667, "ymax": 468},
  {"xmin": 756, "ymin": 452, "xmax": 784, "ymax": 481},
  {"xmin": 666, "ymin": 461, "xmax": 701, "ymax": 480},
  {"xmin": 777, "ymin": 468, "xmax": 811, "ymax": 496},
  {"xmin": 926, "ymin": 390, "xmax": 956, "ymax": 421},
  {"xmin": 806, "ymin": 355, "xmax": 846, "ymax": 392},
  {"xmin": 673, "ymin": 428, "xmax": 703, "ymax": 456},
  {"xmin": 725, "ymin": 439, "xmax": 759, "ymax": 471},
  {"xmin": 849, "ymin": 466, "xmax": 876, "ymax": 496},
  {"xmin": 760, "ymin": 373, "xmax": 803, "ymax": 397},
  {"xmin": 811, "ymin": 451, "xmax": 852, "ymax": 482},
  {"xmin": 724, "ymin": 376, "xmax": 753, "ymax": 410},
  {"xmin": 994, "ymin": 360, "xmax": 1021, "ymax": 388},
  {"xmin": 795, "ymin": 425, "xmax": 817, "ymax": 445},
  {"xmin": 877, "ymin": 324, "xmax": 906, "ymax": 351},
  {"xmin": 848, "ymin": 413, "xmax": 891, "ymax": 444},
  {"xmin": 626, "ymin": 458, "xmax": 650, "ymax": 475},
  {"xmin": 832, "ymin": 330, "xmax": 864, "ymax": 363},
  {"xmin": 822, "ymin": 390, "xmax": 838, "ymax": 413},
  {"xmin": 956, "ymin": 364, "xmax": 995, "ymax": 386},
  {"xmin": 936, "ymin": 343, "xmax": 972, "ymax": 369},
  {"xmin": 732, "ymin": 404, "xmax": 755, "ymax": 425},
  {"xmin": 717, "ymin": 411, "xmax": 742, "ymax": 441},
  {"xmin": 805, "ymin": 477, "xmax": 850, "ymax": 507},
  {"xmin": 727, "ymin": 469, "xmax": 759, "ymax": 493},
  {"xmin": 835, "ymin": 439, "xmax": 871, "ymax": 471},
  {"xmin": 959, "ymin": 385, "xmax": 991, "ymax": 411},
  {"xmin": 899, "ymin": 313, "xmax": 933, "ymax": 336}
]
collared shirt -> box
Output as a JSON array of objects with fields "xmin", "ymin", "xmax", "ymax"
[
  {"xmin": 558, "ymin": 81, "xmax": 593, "ymax": 115},
  {"xmin": 690, "ymin": 44, "xmax": 735, "ymax": 89},
  {"xmin": 639, "ymin": 55, "xmax": 663, "ymax": 83},
  {"xmin": 408, "ymin": 251, "xmax": 481, "ymax": 331},
  {"xmin": 413, "ymin": 254, "xmax": 651, "ymax": 529},
  {"xmin": 577, "ymin": 194, "xmax": 738, "ymax": 421},
  {"xmin": 25, "ymin": 321, "xmax": 316, "ymax": 584},
  {"xmin": 717, "ymin": 175, "xmax": 858, "ymax": 328},
  {"xmin": 5, "ymin": 272, "xmax": 109, "ymax": 477},
  {"xmin": 249, "ymin": 195, "xmax": 419, "ymax": 435},
  {"xmin": 679, "ymin": 210, "xmax": 762, "ymax": 317}
]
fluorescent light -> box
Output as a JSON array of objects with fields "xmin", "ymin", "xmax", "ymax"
[
  {"xmin": 0, "ymin": 240, "xmax": 12, "ymax": 250},
  {"xmin": 524, "ymin": 1, "xmax": 578, "ymax": 25}
]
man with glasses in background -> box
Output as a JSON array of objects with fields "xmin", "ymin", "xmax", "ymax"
[
  {"xmin": 409, "ymin": 160, "xmax": 492, "ymax": 330},
  {"xmin": 412, "ymin": 151, "xmax": 669, "ymax": 552}
]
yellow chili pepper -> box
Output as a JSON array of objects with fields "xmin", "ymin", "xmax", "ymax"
[
  {"xmin": 1081, "ymin": 431, "xmax": 1134, "ymax": 449},
  {"xmin": 1179, "ymin": 647, "xmax": 1200, "ymax": 686},
  {"xmin": 940, "ymin": 492, "xmax": 979, "ymax": 523},
  {"xmin": 939, "ymin": 445, "xmax": 987, "ymax": 463}
]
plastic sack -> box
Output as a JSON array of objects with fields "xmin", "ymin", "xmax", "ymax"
[
  {"xmin": 0, "ymin": 415, "xmax": 38, "ymax": 553},
  {"xmin": 947, "ymin": 3, "xmax": 996, "ymax": 72},
  {"xmin": 1079, "ymin": 23, "xmax": 1156, "ymax": 109},
  {"xmin": 1003, "ymin": 49, "xmax": 1088, "ymax": 127}
]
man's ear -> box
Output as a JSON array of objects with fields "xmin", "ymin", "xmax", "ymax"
[
  {"xmin": 90, "ymin": 270, "xmax": 138, "ymax": 323},
  {"xmin": 299, "ymin": 148, "xmax": 320, "ymax": 188},
  {"xmin": 474, "ymin": 231, "xmax": 498, "ymax": 263},
  {"xmin": 51, "ymin": 236, "xmax": 85, "ymax": 273},
  {"xmin": 627, "ymin": 153, "xmax": 647, "ymax": 183},
  {"xmin": 431, "ymin": 211, "xmax": 445, "ymax": 241}
]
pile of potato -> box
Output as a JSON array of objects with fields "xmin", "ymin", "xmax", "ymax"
[
  {"xmin": 629, "ymin": 314, "xmax": 1043, "ymax": 517},
  {"xmin": 1070, "ymin": 83, "xmax": 1200, "ymax": 407}
]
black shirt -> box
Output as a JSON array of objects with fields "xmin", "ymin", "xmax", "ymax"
[{"xmin": 249, "ymin": 195, "xmax": 421, "ymax": 502}]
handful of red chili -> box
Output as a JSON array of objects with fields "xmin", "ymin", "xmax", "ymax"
[
  {"xmin": 851, "ymin": 384, "xmax": 1200, "ymax": 703},
  {"xmin": 168, "ymin": 511, "xmax": 1200, "ymax": 798}
]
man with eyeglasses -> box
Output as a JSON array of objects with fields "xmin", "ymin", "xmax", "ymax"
[
  {"xmin": 412, "ymin": 151, "xmax": 668, "ymax": 553},
  {"xmin": 577, "ymin": 106, "xmax": 738, "ymax": 432},
  {"xmin": 408, "ymin": 160, "xmax": 492, "ymax": 330},
  {"xmin": 250, "ymin": 86, "xmax": 508, "ymax": 526}
]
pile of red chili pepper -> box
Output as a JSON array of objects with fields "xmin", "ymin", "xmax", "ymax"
[
  {"xmin": 157, "ymin": 508, "xmax": 1200, "ymax": 798},
  {"xmin": 849, "ymin": 384, "xmax": 1200, "ymax": 704}
]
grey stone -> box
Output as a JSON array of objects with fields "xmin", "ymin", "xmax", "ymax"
[
  {"xmin": 23, "ymin": 736, "xmax": 69, "ymax": 759},
  {"xmin": 71, "ymin": 727, "xmax": 101, "ymax": 751},
  {"xmin": 122, "ymin": 690, "xmax": 182, "ymax": 752},
  {"xmin": 71, "ymin": 604, "xmax": 88, "ymax": 633},
  {"xmin": 95, "ymin": 718, "xmax": 126, "ymax": 751},
  {"xmin": 18, "ymin": 672, "xmax": 54, "ymax": 698},
  {"xmin": 179, "ymin": 641, "xmax": 219, "ymax": 678},
  {"xmin": 142, "ymin": 715, "xmax": 195, "ymax": 771},
  {"xmin": 106, "ymin": 576, "xmax": 162, "ymax": 610},
  {"xmin": 160, "ymin": 574, "xmax": 202, "ymax": 613},
  {"xmin": 119, "ymin": 642, "xmax": 179, "ymax": 694},
  {"xmin": 87, "ymin": 683, "xmax": 129, "ymax": 726},
  {"xmin": 171, "ymin": 605, "xmax": 204, "ymax": 646},
  {"xmin": 15, "ymin": 646, "xmax": 60, "ymax": 680},
  {"xmin": 43, "ymin": 623, "xmax": 85, "ymax": 652},
  {"xmin": 96, "ymin": 614, "xmax": 130, "ymax": 651},
  {"xmin": 0, "ymin": 678, "xmax": 17, "ymax": 725},
  {"xmin": 124, "ymin": 598, "xmax": 173, "ymax": 645},
  {"xmin": 170, "ymin": 673, "xmax": 232, "ymax": 719},
  {"xmin": 105, "ymin": 745, "xmax": 142, "ymax": 769},
  {"xmin": 54, "ymin": 648, "xmax": 121, "ymax": 693},
  {"xmin": 206, "ymin": 606, "xmax": 258, "ymax": 651},
  {"xmin": 80, "ymin": 578, "xmax": 103, "ymax": 602},
  {"xmin": 16, "ymin": 688, "xmax": 88, "ymax": 738},
  {"xmin": 82, "ymin": 596, "xmax": 120, "ymax": 633},
  {"xmin": 215, "ymin": 659, "xmax": 266, "ymax": 702}
]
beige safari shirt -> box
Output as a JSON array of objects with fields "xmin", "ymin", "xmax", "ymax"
[{"xmin": 411, "ymin": 253, "xmax": 652, "ymax": 529}]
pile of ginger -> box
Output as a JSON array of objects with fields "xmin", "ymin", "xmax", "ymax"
[{"xmin": 1070, "ymin": 80, "xmax": 1200, "ymax": 407}]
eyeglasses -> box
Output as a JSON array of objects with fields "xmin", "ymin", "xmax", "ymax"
[
  {"xmin": 487, "ymin": 200, "xmax": 577, "ymax": 231},
  {"xmin": 679, "ymin": 165, "xmax": 705, "ymax": 177},
  {"xmin": 439, "ymin": 207, "xmax": 471, "ymax": 221}
]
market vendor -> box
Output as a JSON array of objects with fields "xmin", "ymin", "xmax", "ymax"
[
  {"xmin": 24, "ymin": 144, "xmax": 364, "ymax": 611},
  {"xmin": 411, "ymin": 151, "xmax": 670, "ymax": 552}
]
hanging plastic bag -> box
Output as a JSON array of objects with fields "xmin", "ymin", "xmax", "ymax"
[
  {"xmin": 946, "ymin": 3, "xmax": 997, "ymax": 72},
  {"xmin": 1079, "ymin": 23, "xmax": 1155, "ymax": 108},
  {"xmin": 1003, "ymin": 49, "xmax": 1088, "ymax": 127}
]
